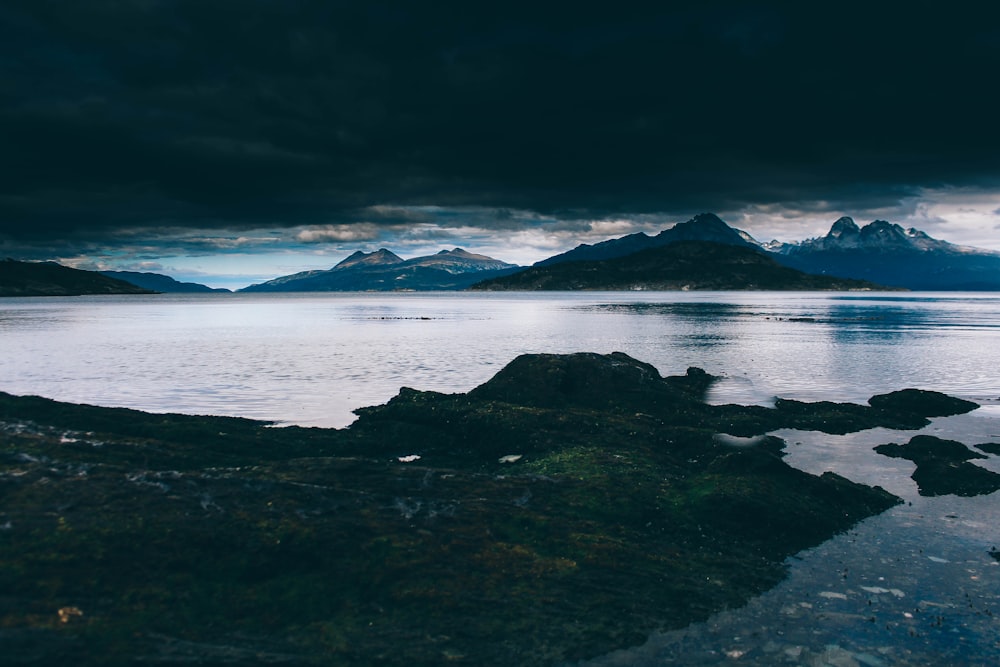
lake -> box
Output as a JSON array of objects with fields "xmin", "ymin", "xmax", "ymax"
[{"xmin": 2, "ymin": 290, "xmax": 1000, "ymax": 664}]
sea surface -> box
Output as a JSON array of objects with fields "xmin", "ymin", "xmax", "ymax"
[
  {"xmin": 2, "ymin": 291, "xmax": 1000, "ymax": 428},
  {"xmin": 2, "ymin": 290, "xmax": 1000, "ymax": 664}
]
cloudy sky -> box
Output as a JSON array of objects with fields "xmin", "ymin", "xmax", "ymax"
[{"xmin": 3, "ymin": 1, "xmax": 999, "ymax": 288}]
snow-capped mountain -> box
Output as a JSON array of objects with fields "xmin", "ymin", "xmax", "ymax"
[
  {"xmin": 773, "ymin": 217, "xmax": 984, "ymax": 254},
  {"xmin": 241, "ymin": 248, "xmax": 519, "ymax": 292},
  {"xmin": 769, "ymin": 217, "xmax": 1000, "ymax": 289}
]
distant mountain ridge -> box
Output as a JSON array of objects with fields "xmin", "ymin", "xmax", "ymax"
[
  {"xmin": 241, "ymin": 248, "xmax": 520, "ymax": 292},
  {"xmin": 472, "ymin": 241, "xmax": 887, "ymax": 291},
  {"xmin": 766, "ymin": 217, "xmax": 1000, "ymax": 290},
  {"xmin": 12, "ymin": 213, "xmax": 1000, "ymax": 293},
  {"xmin": 1, "ymin": 260, "xmax": 154, "ymax": 297},
  {"xmin": 765, "ymin": 217, "xmax": 977, "ymax": 254},
  {"xmin": 101, "ymin": 271, "xmax": 230, "ymax": 293},
  {"xmin": 522, "ymin": 213, "xmax": 1000, "ymax": 291}
]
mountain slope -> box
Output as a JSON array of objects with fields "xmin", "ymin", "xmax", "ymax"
[
  {"xmin": 1, "ymin": 260, "xmax": 155, "ymax": 297},
  {"xmin": 241, "ymin": 248, "xmax": 520, "ymax": 292},
  {"xmin": 472, "ymin": 241, "xmax": 887, "ymax": 291},
  {"xmin": 769, "ymin": 218, "xmax": 1000, "ymax": 290},
  {"xmin": 101, "ymin": 271, "xmax": 230, "ymax": 293},
  {"xmin": 535, "ymin": 213, "xmax": 757, "ymax": 267}
]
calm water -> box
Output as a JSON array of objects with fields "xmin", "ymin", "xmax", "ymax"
[
  {"xmin": 3, "ymin": 291, "xmax": 1000, "ymax": 665},
  {"xmin": 2, "ymin": 291, "xmax": 999, "ymax": 427}
]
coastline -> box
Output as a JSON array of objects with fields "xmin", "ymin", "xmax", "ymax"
[{"xmin": 2, "ymin": 353, "xmax": 992, "ymax": 665}]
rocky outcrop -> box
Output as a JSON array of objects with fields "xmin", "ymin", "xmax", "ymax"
[
  {"xmin": 875, "ymin": 435, "xmax": 1000, "ymax": 496},
  {"xmin": 0, "ymin": 352, "xmax": 984, "ymax": 665}
]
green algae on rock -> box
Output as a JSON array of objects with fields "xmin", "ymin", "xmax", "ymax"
[{"xmin": 0, "ymin": 352, "xmax": 980, "ymax": 666}]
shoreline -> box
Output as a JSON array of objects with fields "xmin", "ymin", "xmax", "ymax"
[{"xmin": 2, "ymin": 353, "xmax": 995, "ymax": 665}]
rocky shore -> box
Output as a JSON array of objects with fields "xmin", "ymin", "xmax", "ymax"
[{"xmin": 0, "ymin": 353, "xmax": 983, "ymax": 665}]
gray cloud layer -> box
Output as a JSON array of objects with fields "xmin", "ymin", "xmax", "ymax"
[{"xmin": 2, "ymin": 1, "xmax": 999, "ymax": 249}]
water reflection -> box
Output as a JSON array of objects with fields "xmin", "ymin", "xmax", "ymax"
[
  {"xmin": 581, "ymin": 302, "xmax": 761, "ymax": 321},
  {"xmin": 584, "ymin": 300, "xmax": 940, "ymax": 334}
]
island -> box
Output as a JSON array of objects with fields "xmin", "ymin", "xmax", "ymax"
[{"xmin": 0, "ymin": 352, "xmax": 981, "ymax": 665}]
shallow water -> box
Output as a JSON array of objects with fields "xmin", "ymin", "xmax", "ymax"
[{"xmin": 573, "ymin": 410, "xmax": 1000, "ymax": 666}]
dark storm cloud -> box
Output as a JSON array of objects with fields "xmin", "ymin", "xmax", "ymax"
[{"xmin": 2, "ymin": 1, "xmax": 999, "ymax": 245}]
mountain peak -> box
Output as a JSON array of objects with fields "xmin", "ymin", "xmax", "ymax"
[
  {"xmin": 689, "ymin": 212, "xmax": 727, "ymax": 226},
  {"xmin": 537, "ymin": 213, "xmax": 756, "ymax": 268},
  {"xmin": 437, "ymin": 248, "xmax": 474, "ymax": 257},
  {"xmin": 655, "ymin": 213, "xmax": 755, "ymax": 246},
  {"xmin": 333, "ymin": 248, "xmax": 404, "ymax": 270},
  {"xmin": 828, "ymin": 217, "xmax": 860, "ymax": 239},
  {"xmin": 859, "ymin": 220, "xmax": 909, "ymax": 246}
]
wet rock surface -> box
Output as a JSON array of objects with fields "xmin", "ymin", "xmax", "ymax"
[
  {"xmin": 977, "ymin": 442, "xmax": 1000, "ymax": 456},
  {"xmin": 874, "ymin": 435, "xmax": 1000, "ymax": 497},
  {"xmin": 0, "ymin": 352, "xmax": 982, "ymax": 665}
]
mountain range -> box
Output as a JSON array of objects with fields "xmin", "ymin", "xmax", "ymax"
[
  {"xmin": 237, "ymin": 214, "xmax": 1000, "ymax": 292},
  {"xmin": 240, "ymin": 248, "xmax": 519, "ymax": 292},
  {"xmin": 511, "ymin": 213, "xmax": 1000, "ymax": 291},
  {"xmin": 4, "ymin": 214, "xmax": 1000, "ymax": 295},
  {"xmin": 471, "ymin": 241, "xmax": 886, "ymax": 291},
  {"xmin": 765, "ymin": 217, "xmax": 1000, "ymax": 290}
]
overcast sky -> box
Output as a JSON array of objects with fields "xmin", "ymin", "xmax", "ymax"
[{"xmin": 3, "ymin": 1, "xmax": 1000, "ymax": 288}]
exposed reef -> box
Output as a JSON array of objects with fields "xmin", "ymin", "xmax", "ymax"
[
  {"xmin": 0, "ymin": 353, "xmax": 981, "ymax": 665},
  {"xmin": 875, "ymin": 435, "xmax": 1000, "ymax": 497}
]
